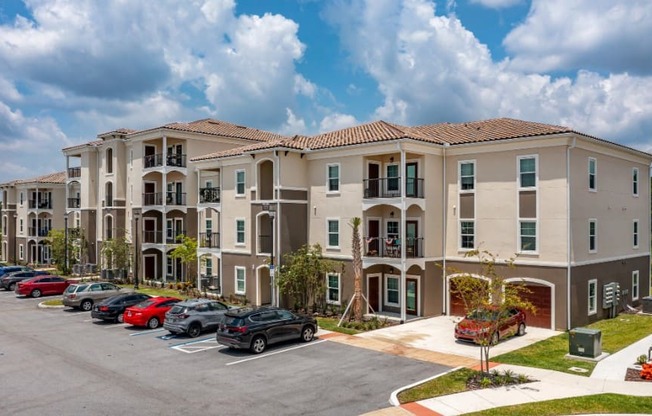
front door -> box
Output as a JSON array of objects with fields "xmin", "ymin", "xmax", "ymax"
[
  {"xmin": 367, "ymin": 219, "xmax": 380, "ymax": 256},
  {"xmin": 144, "ymin": 255, "xmax": 156, "ymax": 280},
  {"xmin": 366, "ymin": 163, "xmax": 380, "ymax": 198},
  {"xmin": 368, "ymin": 276, "xmax": 379, "ymax": 313},
  {"xmin": 260, "ymin": 268, "xmax": 271, "ymax": 305},
  {"xmin": 406, "ymin": 220, "xmax": 418, "ymax": 257},
  {"xmin": 406, "ymin": 278, "xmax": 418, "ymax": 315},
  {"xmin": 406, "ymin": 162, "xmax": 418, "ymax": 197}
]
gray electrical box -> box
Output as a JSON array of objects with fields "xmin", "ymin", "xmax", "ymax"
[
  {"xmin": 569, "ymin": 328, "xmax": 602, "ymax": 358},
  {"xmin": 642, "ymin": 297, "xmax": 652, "ymax": 314}
]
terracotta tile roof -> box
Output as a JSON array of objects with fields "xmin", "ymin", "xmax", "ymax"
[
  {"xmin": 133, "ymin": 118, "xmax": 287, "ymax": 143},
  {"xmin": 62, "ymin": 139, "xmax": 104, "ymax": 152},
  {"xmin": 15, "ymin": 171, "xmax": 67, "ymax": 185},
  {"xmin": 191, "ymin": 135, "xmax": 308, "ymax": 162},
  {"xmin": 97, "ymin": 128, "xmax": 138, "ymax": 137}
]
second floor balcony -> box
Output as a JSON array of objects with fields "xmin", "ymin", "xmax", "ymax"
[
  {"xmin": 29, "ymin": 227, "xmax": 52, "ymax": 237},
  {"xmin": 68, "ymin": 198, "xmax": 81, "ymax": 209},
  {"xmin": 199, "ymin": 187, "xmax": 220, "ymax": 204},
  {"xmin": 29, "ymin": 199, "xmax": 52, "ymax": 209},
  {"xmin": 199, "ymin": 232, "xmax": 220, "ymax": 248},
  {"xmin": 143, "ymin": 230, "xmax": 163, "ymax": 244},
  {"xmin": 363, "ymin": 177, "xmax": 424, "ymax": 199},
  {"xmin": 364, "ymin": 236, "xmax": 424, "ymax": 258},
  {"xmin": 67, "ymin": 167, "xmax": 81, "ymax": 178},
  {"xmin": 144, "ymin": 153, "xmax": 187, "ymax": 169}
]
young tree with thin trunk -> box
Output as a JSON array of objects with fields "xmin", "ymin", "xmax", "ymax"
[
  {"xmin": 350, "ymin": 217, "xmax": 363, "ymax": 322},
  {"xmin": 169, "ymin": 234, "xmax": 198, "ymax": 284}
]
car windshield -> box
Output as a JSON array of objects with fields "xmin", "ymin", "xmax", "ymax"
[
  {"xmin": 467, "ymin": 310, "xmax": 498, "ymax": 321},
  {"xmin": 168, "ymin": 305, "xmax": 188, "ymax": 314}
]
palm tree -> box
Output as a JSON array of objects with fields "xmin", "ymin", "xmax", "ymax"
[{"xmin": 350, "ymin": 217, "xmax": 363, "ymax": 321}]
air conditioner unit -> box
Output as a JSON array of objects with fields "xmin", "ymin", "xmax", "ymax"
[{"xmin": 569, "ymin": 328, "xmax": 602, "ymax": 358}]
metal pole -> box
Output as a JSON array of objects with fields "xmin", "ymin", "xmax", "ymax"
[
  {"xmin": 13, "ymin": 213, "xmax": 17, "ymax": 265},
  {"xmin": 134, "ymin": 216, "xmax": 139, "ymax": 290},
  {"xmin": 64, "ymin": 214, "xmax": 68, "ymax": 274}
]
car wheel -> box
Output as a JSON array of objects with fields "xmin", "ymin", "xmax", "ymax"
[
  {"xmin": 517, "ymin": 323, "xmax": 526, "ymax": 336},
  {"xmin": 147, "ymin": 317, "xmax": 160, "ymax": 329},
  {"xmin": 8, "ymin": 283, "xmax": 16, "ymax": 291},
  {"xmin": 80, "ymin": 299, "xmax": 93, "ymax": 311},
  {"xmin": 187, "ymin": 323, "xmax": 201, "ymax": 338},
  {"xmin": 490, "ymin": 332, "xmax": 499, "ymax": 345},
  {"xmin": 116, "ymin": 313, "xmax": 124, "ymax": 324},
  {"xmin": 31, "ymin": 289, "xmax": 42, "ymax": 298},
  {"xmin": 250, "ymin": 336, "xmax": 267, "ymax": 354},
  {"xmin": 301, "ymin": 326, "xmax": 315, "ymax": 342}
]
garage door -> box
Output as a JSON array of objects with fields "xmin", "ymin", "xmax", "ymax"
[
  {"xmin": 449, "ymin": 279, "xmax": 489, "ymax": 317},
  {"xmin": 509, "ymin": 283, "xmax": 552, "ymax": 329}
]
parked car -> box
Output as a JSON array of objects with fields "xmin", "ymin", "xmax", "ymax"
[
  {"xmin": 15, "ymin": 276, "xmax": 71, "ymax": 297},
  {"xmin": 216, "ymin": 306, "xmax": 318, "ymax": 354},
  {"xmin": 0, "ymin": 266, "xmax": 33, "ymax": 282},
  {"xmin": 124, "ymin": 297, "xmax": 182, "ymax": 329},
  {"xmin": 91, "ymin": 292, "xmax": 152, "ymax": 323},
  {"xmin": 62, "ymin": 282, "xmax": 123, "ymax": 311},
  {"xmin": 164, "ymin": 298, "xmax": 234, "ymax": 338},
  {"xmin": 1, "ymin": 270, "xmax": 49, "ymax": 291},
  {"xmin": 454, "ymin": 307, "xmax": 526, "ymax": 345}
]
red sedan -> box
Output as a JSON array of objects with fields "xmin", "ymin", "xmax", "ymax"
[
  {"xmin": 16, "ymin": 276, "xmax": 71, "ymax": 298},
  {"xmin": 124, "ymin": 297, "xmax": 182, "ymax": 329},
  {"xmin": 454, "ymin": 307, "xmax": 526, "ymax": 345}
]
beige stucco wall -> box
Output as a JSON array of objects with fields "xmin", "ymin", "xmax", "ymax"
[{"xmin": 221, "ymin": 160, "xmax": 252, "ymax": 252}]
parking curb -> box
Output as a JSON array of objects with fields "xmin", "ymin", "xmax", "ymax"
[{"xmin": 38, "ymin": 301, "xmax": 65, "ymax": 309}]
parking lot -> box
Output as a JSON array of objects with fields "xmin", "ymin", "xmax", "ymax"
[{"xmin": 0, "ymin": 290, "xmax": 452, "ymax": 416}]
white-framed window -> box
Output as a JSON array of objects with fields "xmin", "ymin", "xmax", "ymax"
[
  {"xmin": 632, "ymin": 167, "xmax": 639, "ymax": 196},
  {"xmin": 327, "ymin": 219, "xmax": 339, "ymax": 248},
  {"xmin": 235, "ymin": 169, "xmax": 246, "ymax": 196},
  {"xmin": 327, "ymin": 163, "xmax": 340, "ymax": 193},
  {"xmin": 235, "ymin": 219, "xmax": 245, "ymax": 245},
  {"xmin": 19, "ymin": 244, "xmax": 24, "ymax": 260},
  {"xmin": 518, "ymin": 155, "xmax": 537, "ymax": 188},
  {"xmin": 588, "ymin": 279, "xmax": 597, "ymax": 315},
  {"xmin": 386, "ymin": 163, "xmax": 399, "ymax": 194},
  {"xmin": 235, "ymin": 266, "xmax": 246, "ymax": 294},
  {"xmin": 166, "ymin": 257, "xmax": 173, "ymax": 276},
  {"xmin": 588, "ymin": 219, "xmax": 597, "ymax": 253},
  {"xmin": 459, "ymin": 161, "xmax": 475, "ymax": 191},
  {"xmin": 633, "ymin": 220, "xmax": 639, "ymax": 249},
  {"xmin": 519, "ymin": 220, "xmax": 537, "ymax": 252},
  {"xmin": 326, "ymin": 272, "xmax": 341, "ymax": 305},
  {"xmin": 588, "ymin": 157, "xmax": 596, "ymax": 191},
  {"xmin": 385, "ymin": 275, "xmax": 400, "ymax": 306},
  {"xmin": 206, "ymin": 219, "xmax": 213, "ymax": 233},
  {"xmin": 205, "ymin": 258, "xmax": 213, "ymax": 276},
  {"xmin": 632, "ymin": 270, "xmax": 640, "ymax": 301},
  {"xmin": 460, "ymin": 220, "xmax": 474, "ymax": 249},
  {"xmin": 106, "ymin": 147, "xmax": 114, "ymax": 174}
]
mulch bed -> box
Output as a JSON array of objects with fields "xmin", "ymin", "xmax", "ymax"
[{"xmin": 625, "ymin": 368, "xmax": 652, "ymax": 382}]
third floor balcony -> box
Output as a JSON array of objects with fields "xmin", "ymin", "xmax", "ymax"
[
  {"xmin": 68, "ymin": 198, "xmax": 81, "ymax": 209},
  {"xmin": 67, "ymin": 167, "xmax": 81, "ymax": 178},
  {"xmin": 199, "ymin": 187, "xmax": 220, "ymax": 204},
  {"xmin": 29, "ymin": 199, "xmax": 52, "ymax": 209}
]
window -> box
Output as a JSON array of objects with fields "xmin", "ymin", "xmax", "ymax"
[
  {"xmin": 327, "ymin": 219, "xmax": 339, "ymax": 248},
  {"xmin": 166, "ymin": 257, "xmax": 173, "ymax": 276},
  {"xmin": 588, "ymin": 158, "xmax": 596, "ymax": 191},
  {"xmin": 235, "ymin": 267, "xmax": 246, "ymax": 294},
  {"xmin": 326, "ymin": 273, "xmax": 340, "ymax": 305},
  {"xmin": 236, "ymin": 219, "xmax": 245, "ymax": 245},
  {"xmin": 633, "ymin": 167, "xmax": 639, "ymax": 196},
  {"xmin": 386, "ymin": 164, "xmax": 399, "ymax": 194},
  {"xmin": 460, "ymin": 220, "xmax": 474, "ymax": 249},
  {"xmin": 632, "ymin": 270, "xmax": 640, "ymax": 301},
  {"xmin": 235, "ymin": 170, "xmax": 245, "ymax": 196},
  {"xmin": 19, "ymin": 244, "xmax": 24, "ymax": 260},
  {"xmin": 633, "ymin": 220, "xmax": 639, "ymax": 248},
  {"xmin": 519, "ymin": 221, "xmax": 537, "ymax": 252},
  {"xmin": 588, "ymin": 219, "xmax": 597, "ymax": 253},
  {"xmin": 460, "ymin": 161, "xmax": 475, "ymax": 191},
  {"xmin": 206, "ymin": 219, "xmax": 212, "ymax": 233},
  {"xmin": 205, "ymin": 259, "xmax": 213, "ymax": 277},
  {"xmin": 327, "ymin": 164, "xmax": 340, "ymax": 193},
  {"xmin": 518, "ymin": 156, "xmax": 536, "ymax": 188},
  {"xmin": 19, "ymin": 219, "xmax": 23, "ymax": 233},
  {"xmin": 588, "ymin": 279, "xmax": 597, "ymax": 315},
  {"xmin": 106, "ymin": 148, "xmax": 113, "ymax": 174},
  {"xmin": 386, "ymin": 276, "xmax": 399, "ymax": 306},
  {"xmin": 20, "ymin": 192, "xmax": 23, "ymax": 205}
]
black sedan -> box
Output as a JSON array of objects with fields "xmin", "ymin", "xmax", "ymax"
[
  {"xmin": 1, "ymin": 270, "xmax": 49, "ymax": 291},
  {"xmin": 91, "ymin": 293, "xmax": 151, "ymax": 323},
  {"xmin": 216, "ymin": 307, "xmax": 317, "ymax": 354}
]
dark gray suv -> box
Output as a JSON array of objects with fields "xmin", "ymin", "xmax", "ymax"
[
  {"xmin": 216, "ymin": 307, "xmax": 317, "ymax": 354},
  {"xmin": 163, "ymin": 299, "xmax": 233, "ymax": 338}
]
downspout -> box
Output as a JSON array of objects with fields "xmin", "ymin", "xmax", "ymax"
[
  {"xmin": 274, "ymin": 150, "xmax": 281, "ymax": 307},
  {"xmin": 442, "ymin": 143, "xmax": 449, "ymax": 314},
  {"xmin": 162, "ymin": 134, "xmax": 168, "ymax": 284},
  {"xmin": 399, "ymin": 143, "xmax": 407, "ymax": 323},
  {"xmin": 195, "ymin": 168, "xmax": 201, "ymax": 292},
  {"xmin": 566, "ymin": 137, "xmax": 576, "ymax": 330}
]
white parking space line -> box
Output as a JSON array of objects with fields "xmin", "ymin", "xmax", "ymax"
[
  {"xmin": 129, "ymin": 328, "xmax": 167, "ymax": 337},
  {"xmin": 225, "ymin": 339, "xmax": 326, "ymax": 366},
  {"xmin": 104, "ymin": 323, "xmax": 129, "ymax": 329},
  {"xmin": 170, "ymin": 338, "xmax": 224, "ymax": 354}
]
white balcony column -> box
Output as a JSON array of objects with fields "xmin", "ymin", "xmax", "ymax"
[{"xmin": 400, "ymin": 145, "xmax": 407, "ymax": 323}]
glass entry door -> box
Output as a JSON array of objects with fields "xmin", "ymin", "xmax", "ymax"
[{"xmin": 406, "ymin": 278, "xmax": 418, "ymax": 315}]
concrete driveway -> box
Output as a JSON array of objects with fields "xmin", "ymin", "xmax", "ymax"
[{"xmin": 356, "ymin": 315, "xmax": 560, "ymax": 359}]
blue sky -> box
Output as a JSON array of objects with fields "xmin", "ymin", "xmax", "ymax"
[{"xmin": 0, "ymin": 0, "xmax": 651, "ymax": 184}]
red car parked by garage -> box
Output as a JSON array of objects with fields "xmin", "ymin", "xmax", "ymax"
[
  {"xmin": 454, "ymin": 307, "xmax": 527, "ymax": 345},
  {"xmin": 124, "ymin": 296, "xmax": 182, "ymax": 329},
  {"xmin": 15, "ymin": 276, "xmax": 71, "ymax": 298}
]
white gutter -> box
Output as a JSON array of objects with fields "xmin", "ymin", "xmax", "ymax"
[
  {"xmin": 566, "ymin": 137, "xmax": 576, "ymax": 330},
  {"xmin": 400, "ymin": 144, "xmax": 407, "ymax": 323},
  {"xmin": 442, "ymin": 143, "xmax": 449, "ymax": 314},
  {"xmin": 274, "ymin": 150, "xmax": 281, "ymax": 307}
]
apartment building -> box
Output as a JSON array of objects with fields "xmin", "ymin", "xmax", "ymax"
[
  {"xmin": 1, "ymin": 172, "xmax": 67, "ymax": 265},
  {"xmin": 63, "ymin": 119, "xmax": 285, "ymax": 283},
  {"xmin": 191, "ymin": 118, "xmax": 651, "ymax": 330}
]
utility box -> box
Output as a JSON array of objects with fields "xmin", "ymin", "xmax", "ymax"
[
  {"xmin": 642, "ymin": 297, "xmax": 652, "ymax": 314},
  {"xmin": 569, "ymin": 328, "xmax": 602, "ymax": 358}
]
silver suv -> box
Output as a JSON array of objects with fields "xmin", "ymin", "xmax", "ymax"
[
  {"xmin": 164, "ymin": 299, "xmax": 234, "ymax": 338},
  {"xmin": 62, "ymin": 282, "xmax": 123, "ymax": 311}
]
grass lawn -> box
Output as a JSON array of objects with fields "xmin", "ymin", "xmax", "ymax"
[
  {"xmin": 317, "ymin": 317, "xmax": 361, "ymax": 335},
  {"xmin": 464, "ymin": 393, "xmax": 652, "ymax": 416},
  {"xmin": 397, "ymin": 368, "xmax": 476, "ymax": 403}
]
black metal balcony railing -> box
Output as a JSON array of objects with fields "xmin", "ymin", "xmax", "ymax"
[
  {"xmin": 200, "ymin": 275, "xmax": 220, "ymax": 291},
  {"xmin": 143, "ymin": 192, "xmax": 163, "ymax": 206},
  {"xmin": 199, "ymin": 232, "xmax": 220, "ymax": 248},
  {"xmin": 364, "ymin": 236, "xmax": 424, "ymax": 258},
  {"xmin": 68, "ymin": 167, "xmax": 81, "ymax": 178},
  {"xmin": 68, "ymin": 198, "xmax": 81, "ymax": 208},
  {"xmin": 28, "ymin": 200, "xmax": 52, "ymax": 209},
  {"xmin": 166, "ymin": 154, "xmax": 187, "ymax": 167},
  {"xmin": 363, "ymin": 177, "xmax": 425, "ymax": 198},
  {"xmin": 29, "ymin": 227, "xmax": 52, "ymax": 237},
  {"xmin": 143, "ymin": 230, "xmax": 163, "ymax": 244},
  {"xmin": 166, "ymin": 231, "xmax": 187, "ymax": 244},
  {"xmin": 166, "ymin": 192, "xmax": 186, "ymax": 205},
  {"xmin": 143, "ymin": 153, "xmax": 187, "ymax": 168},
  {"xmin": 104, "ymin": 197, "xmax": 113, "ymax": 207},
  {"xmin": 199, "ymin": 187, "xmax": 221, "ymax": 203},
  {"xmin": 144, "ymin": 154, "xmax": 163, "ymax": 168},
  {"xmin": 258, "ymin": 235, "xmax": 272, "ymax": 254}
]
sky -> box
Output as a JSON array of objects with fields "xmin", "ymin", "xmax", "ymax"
[{"xmin": 0, "ymin": 0, "xmax": 651, "ymax": 184}]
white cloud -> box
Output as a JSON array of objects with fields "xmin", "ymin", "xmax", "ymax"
[
  {"xmin": 278, "ymin": 108, "xmax": 306, "ymax": 136},
  {"xmin": 469, "ymin": 0, "xmax": 522, "ymax": 8},
  {"xmin": 319, "ymin": 113, "xmax": 358, "ymax": 133},
  {"xmin": 503, "ymin": 0, "xmax": 652, "ymax": 74}
]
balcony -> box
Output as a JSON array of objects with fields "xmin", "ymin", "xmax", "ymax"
[
  {"xmin": 363, "ymin": 177, "xmax": 424, "ymax": 199},
  {"xmin": 29, "ymin": 227, "xmax": 52, "ymax": 237},
  {"xmin": 364, "ymin": 236, "xmax": 424, "ymax": 258},
  {"xmin": 29, "ymin": 200, "xmax": 52, "ymax": 209},
  {"xmin": 166, "ymin": 192, "xmax": 186, "ymax": 206},
  {"xmin": 166, "ymin": 231, "xmax": 186, "ymax": 244},
  {"xmin": 143, "ymin": 230, "xmax": 163, "ymax": 244},
  {"xmin": 68, "ymin": 167, "xmax": 81, "ymax": 178},
  {"xmin": 143, "ymin": 153, "xmax": 187, "ymax": 169},
  {"xmin": 199, "ymin": 187, "xmax": 220, "ymax": 204},
  {"xmin": 68, "ymin": 198, "xmax": 81, "ymax": 209},
  {"xmin": 199, "ymin": 232, "xmax": 220, "ymax": 248},
  {"xmin": 143, "ymin": 192, "xmax": 163, "ymax": 206},
  {"xmin": 200, "ymin": 275, "xmax": 220, "ymax": 291}
]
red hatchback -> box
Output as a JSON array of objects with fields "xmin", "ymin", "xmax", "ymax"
[
  {"xmin": 16, "ymin": 276, "xmax": 71, "ymax": 298},
  {"xmin": 124, "ymin": 297, "xmax": 182, "ymax": 329},
  {"xmin": 454, "ymin": 307, "xmax": 526, "ymax": 345}
]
